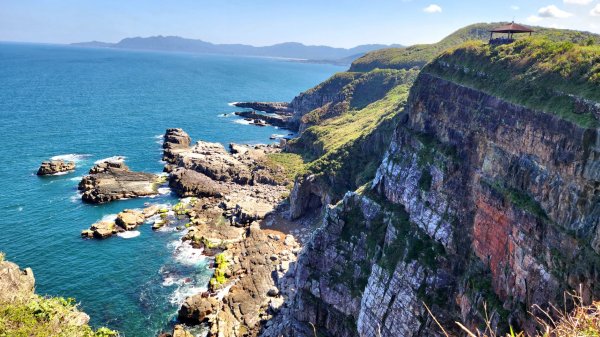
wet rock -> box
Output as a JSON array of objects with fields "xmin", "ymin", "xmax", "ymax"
[
  {"xmin": 36, "ymin": 160, "xmax": 76, "ymax": 176},
  {"xmin": 89, "ymin": 221, "xmax": 116, "ymax": 239},
  {"xmin": 115, "ymin": 209, "xmax": 145, "ymax": 230},
  {"xmin": 178, "ymin": 295, "xmax": 219, "ymax": 324}
]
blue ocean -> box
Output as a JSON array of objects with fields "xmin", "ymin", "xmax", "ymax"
[{"xmin": 0, "ymin": 43, "xmax": 341, "ymax": 336}]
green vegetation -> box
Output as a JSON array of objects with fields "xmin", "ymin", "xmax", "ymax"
[
  {"xmin": 287, "ymin": 69, "xmax": 418, "ymax": 197},
  {"xmin": 263, "ymin": 152, "xmax": 307, "ymax": 184},
  {"xmin": 210, "ymin": 253, "xmax": 228, "ymax": 286},
  {"xmin": 426, "ymin": 38, "xmax": 600, "ymax": 128},
  {"xmin": 481, "ymin": 179, "xmax": 548, "ymax": 220},
  {"xmin": 0, "ymin": 295, "xmax": 118, "ymax": 337},
  {"xmin": 350, "ymin": 22, "xmax": 600, "ymax": 72}
]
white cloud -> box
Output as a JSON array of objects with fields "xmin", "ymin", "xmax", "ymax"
[
  {"xmin": 527, "ymin": 15, "xmax": 544, "ymax": 23},
  {"xmin": 423, "ymin": 4, "xmax": 442, "ymax": 13},
  {"xmin": 591, "ymin": 4, "xmax": 600, "ymax": 16},
  {"xmin": 563, "ymin": 0, "xmax": 592, "ymax": 5},
  {"xmin": 510, "ymin": 5, "xmax": 520, "ymax": 10},
  {"xmin": 538, "ymin": 5, "xmax": 574, "ymax": 18}
]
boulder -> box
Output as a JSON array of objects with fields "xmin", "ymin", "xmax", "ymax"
[
  {"xmin": 36, "ymin": 160, "xmax": 75, "ymax": 176},
  {"xmin": 89, "ymin": 159, "xmax": 128, "ymax": 174},
  {"xmin": 89, "ymin": 221, "xmax": 116, "ymax": 239},
  {"xmin": 115, "ymin": 209, "xmax": 145, "ymax": 230},
  {"xmin": 178, "ymin": 294, "xmax": 219, "ymax": 324},
  {"xmin": 172, "ymin": 325, "xmax": 193, "ymax": 337},
  {"xmin": 168, "ymin": 168, "xmax": 224, "ymax": 198},
  {"xmin": 142, "ymin": 205, "xmax": 160, "ymax": 218},
  {"xmin": 0, "ymin": 260, "xmax": 35, "ymax": 302}
]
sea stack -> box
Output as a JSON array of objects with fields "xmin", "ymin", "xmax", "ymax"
[{"xmin": 36, "ymin": 159, "xmax": 76, "ymax": 176}]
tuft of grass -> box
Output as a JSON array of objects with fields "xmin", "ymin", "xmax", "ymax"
[
  {"xmin": 426, "ymin": 290, "xmax": 600, "ymax": 337},
  {"xmin": 0, "ymin": 295, "xmax": 118, "ymax": 337}
]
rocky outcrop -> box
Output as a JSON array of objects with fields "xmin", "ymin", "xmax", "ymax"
[
  {"xmin": 81, "ymin": 205, "xmax": 160, "ymax": 239},
  {"xmin": 78, "ymin": 160, "xmax": 160, "ymax": 203},
  {"xmin": 36, "ymin": 160, "xmax": 76, "ymax": 176},
  {"xmin": 115, "ymin": 209, "xmax": 145, "ymax": 230},
  {"xmin": 178, "ymin": 224, "xmax": 300, "ymax": 337},
  {"xmin": 0, "ymin": 259, "xmax": 35, "ymax": 303},
  {"xmin": 233, "ymin": 110, "xmax": 290, "ymax": 128},
  {"xmin": 288, "ymin": 175, "xmax": 328, "ymax": 220},
  {"xmin": 233, "ymin": 102, "xmax": 292, "ymax": 114},
  {"xmin": 88, "ymin": 158, "xmax": 128, "ymax": 174},
  {"xmin": 169, "ymin": 168, "xmax": 224, "ymax": 197},
  {"xmin": 163, "ymin": 128, "xmax": 192, "ymax": 168}
]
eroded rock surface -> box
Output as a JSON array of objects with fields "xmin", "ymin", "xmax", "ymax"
[
  {"xmin": 78, "ymin": 159, "xmax": 160, "ymax": 203},
  {"xmin": 36, "ymin": 160, "xmax": 76, "ymax": 176}
]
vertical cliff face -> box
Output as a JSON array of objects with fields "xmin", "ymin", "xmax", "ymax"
[{"xmin": 276, "ymin": 44, "xmax": 600, "ymax": 335}]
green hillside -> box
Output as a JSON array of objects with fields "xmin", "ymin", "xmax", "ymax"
[{"xmin": 350, "ymin": 23, "xmax": 600, "ymax": 72}]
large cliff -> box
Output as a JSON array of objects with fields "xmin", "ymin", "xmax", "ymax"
[{"xmin": 266, "ymin": 35, "xmax": 600, "ymax": 336}]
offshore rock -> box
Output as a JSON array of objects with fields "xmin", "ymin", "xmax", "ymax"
[
  {"xmin": 36, "ymin": 160, "xmax": 76, "ymax": 176},
  {"xmin": 78, "ymin": 163, "xmax": 159, "ymax": 203},
  {"xmin": 115, "ymin": 209, "xmax": 145, "ymax": 230}
]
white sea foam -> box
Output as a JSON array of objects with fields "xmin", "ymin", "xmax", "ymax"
[
  {"xmin": 233, "ymin": 119, "xmax": 252, "ymax": 125},
  {"xmin": 227, "ymin": 102, "xmax": 239, "ymax": 107},
  {"xmin": 158, "ymin": 187, "xmax": 171, "ymax": 195},
  {"xmin": 50, "ymin": 154, "xmax": 91, "ymax": 163},
  {"xmin": 94, "ymin": 156, "xmax": 126, "ymax": 165},
  {"xmin": 100, "ymin": 213, "xmax": 118, "ymax": 222},
  {"xmin": 170, "ymin": 240, "xmax": 205, "ymax": 266},
  {"xmin": 154, "ymin": 134, "xmax": 163, "ymax": 139},
  {"xmin": 49, "ymin": 171, "xmax": 70, "ymax": 176},
  {"xmin": 69, "ymin": 176, "xmax": 83, "ymax": 181},
  {"xmin": 169, "ymin": 284, "xmax": 208, "ymax": 306},
  {"xmin": 17, "ymin": 206, "xmax": 23, "ymax": 212},
  {"xmin": 70, "ymin": 192, "xmax": 82, "ymax": 203},
  {"xmin": 117, "ymin": 231, "xmax": 141, "ymax": 239}
]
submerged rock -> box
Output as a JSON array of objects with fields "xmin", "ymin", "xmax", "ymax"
[{"xmin": 36, "ymin": 160, "xmax": 76, "ymax": 176}]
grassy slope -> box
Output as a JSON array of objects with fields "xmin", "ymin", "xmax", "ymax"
[
  {"xmin": 350, "ymin": 23, "xmax": 600, "ymax": 72},
  {"xmin": 287, "ymin": 69, "xmax": 418, "ymax": 196},
  {"xmin": 424, "ymin": 38, "xmax": 600, "ymax": 128},
  {"xmin": 0, "ymin": 254, "xmax": 118, "ymax": 337}
]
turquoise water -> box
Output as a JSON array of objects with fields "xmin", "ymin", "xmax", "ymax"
[{"xmin": 0, "ymin": 43, "xmax": 342, "ymax": 336}]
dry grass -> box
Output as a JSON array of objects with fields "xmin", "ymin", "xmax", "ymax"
[{"xmin": 425, "ymin": 289, "xmax": 600, "ymax": 337}]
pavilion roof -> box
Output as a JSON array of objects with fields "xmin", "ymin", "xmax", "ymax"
[{"xmin": 490, "ymin": 22, "xmax": 534, "ymax": 33}]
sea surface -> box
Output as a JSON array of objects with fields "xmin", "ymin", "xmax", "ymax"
[{"xmin": 0, "ymin": 42, "xmax": 342, "ymax": 336}]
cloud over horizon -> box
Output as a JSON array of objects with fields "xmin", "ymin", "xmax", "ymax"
[
  {"xmin": 423, "ymin": 4, "xmax": 442, "ymax": 13},
  {"xmin": 538, "ymin": 5, "xmax": 574, "ymax": 18}
]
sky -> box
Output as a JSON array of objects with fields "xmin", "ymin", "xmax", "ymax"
[{"xmin": 0, "ymin": 0, "xmax": 599, "ymax": 48}]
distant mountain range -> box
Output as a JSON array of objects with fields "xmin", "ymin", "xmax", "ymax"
[{"xmin": 71, "ymin": 36, "xmax": 402, "ymax": 64}]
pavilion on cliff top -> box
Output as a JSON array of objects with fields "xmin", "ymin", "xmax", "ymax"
[{"xmin": 489, "ymin": 22, "xmax": 534, "ymax": 45}]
